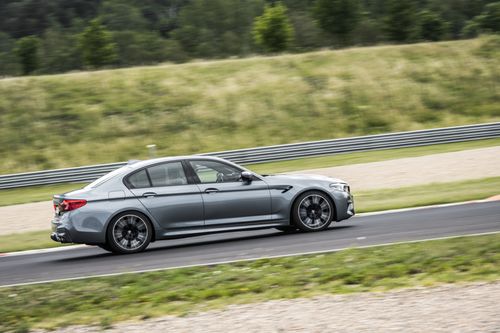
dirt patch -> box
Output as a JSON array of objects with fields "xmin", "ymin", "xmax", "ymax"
[{"xmin": 0, "ymin": 201, "xmax": 52, "ymax": 235}]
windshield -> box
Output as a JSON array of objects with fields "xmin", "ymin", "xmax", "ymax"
[{"xmin": 84, "ymin": 165, "xmax": 130, "ymax": 189}]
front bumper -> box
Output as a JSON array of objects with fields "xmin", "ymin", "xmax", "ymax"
[
  {"xmin": 346, "ymin": 195, "xmax": 355, "ymax": 217},
  {"xmin": 333, "ymin": 191, "xmax": 355, "ymax": 221}
]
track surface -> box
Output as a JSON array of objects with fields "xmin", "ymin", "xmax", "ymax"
[{"xmin": 1, "ymin": 201, "xmax": 499, "ymax": 287}]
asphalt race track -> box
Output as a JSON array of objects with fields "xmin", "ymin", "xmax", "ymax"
[{"xmin": 1, "ymin": 201, "xmax": 499, "ymax": 287}]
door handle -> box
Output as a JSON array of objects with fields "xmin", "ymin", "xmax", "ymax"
[
  {"xmin": 142, "ymin": 192, "xmax": 157, "ymax": 198},
  {"xmin": 205, "ymin": 188, "xmax": 219, "ymax": 194}
]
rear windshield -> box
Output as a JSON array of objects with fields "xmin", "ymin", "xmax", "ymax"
[{"xmin": 85, "ymin": 166, "xmax": 130, "ymax": 189}]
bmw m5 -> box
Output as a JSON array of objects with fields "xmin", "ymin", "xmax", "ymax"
[{"xmin": 51, "ymin": 156, "xmax": 354, "ymax": 254}]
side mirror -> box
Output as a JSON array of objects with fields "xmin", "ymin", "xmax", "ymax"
[{"xmin": 241, "ymin": 171, "xmax": 253, "ymax": 183}]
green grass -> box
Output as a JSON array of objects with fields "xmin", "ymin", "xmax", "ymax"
[
  {"xmin": 356, "ymin": 176, "xmax": 500, "ymax": 212},
  {"xmin": 2, "ymin": 138, "xmax": 499, "ymax": 208},
  {"xmin": 1, "ymin": 233, "xmax": 499, "ymax": 332},
  {"xmin": 0, "ymin": 183, "xmax": 87, "ymax": 207},
  {"xmin": 0, "ymin": 230, "xmax": 72, "ymax": 253},
  {"xmin": 0, "ymin": 37, "xmax": 499, "ymax": 174},
  {"xmin": 1, "ymin": 176, "xmax": 498, "ymax": 254}
]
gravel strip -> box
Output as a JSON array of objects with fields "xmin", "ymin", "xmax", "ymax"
[
  {"xmin": 34, "ymin": 282, "xmax": 500, "ymax": 333},
  {"xmin": 290, "ymin": 146, "xmax": 500, "ymax": 190}
]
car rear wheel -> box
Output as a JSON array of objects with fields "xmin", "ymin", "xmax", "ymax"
[
  {"xmin": 292, "ymin": 191, "xmax": 334, "ymax": 232},
  {"xmin": 106, "ymin": 212, "xmax": 152, "ymax": 254}
]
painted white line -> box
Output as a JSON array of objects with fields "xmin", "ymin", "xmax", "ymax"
[
  {"xmin": 1, "ymin": 198, "xmax": 497, "ymax": 258},
  {"xmin": 2, "ymin": 230, "xmax": 499, "ymax": 289},
  {"xmin": 356, "ymin": 237, "xmax": 366, "ymax": 240},
  {"xmin": 0, "ymin": 244, "xmax": 88, "ymax": 257}
]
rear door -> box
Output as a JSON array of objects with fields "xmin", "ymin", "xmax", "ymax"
[
  {"xmin": 187, "ymin": 159, "xmax": 272, "ymax": 226},
  {"xmin": 127, "ymin": 161, "xmax": 204, "ymax": 230}
]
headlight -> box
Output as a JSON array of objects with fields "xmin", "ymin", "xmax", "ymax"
[{"xmin": 330, "ymin": 183, "xmax": 350, "ymax": 193}]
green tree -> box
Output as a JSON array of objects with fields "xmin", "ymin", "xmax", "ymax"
[
  {"xmin": 79, "ymin": 19, "xmax": 117, "ymax": 68},
  {"xmin": 41, "ymin": 24, "xmax": 82, "ymax": 73},
  {"xmin": 478, "ymin": 2, "xmax": 500, "ymax": 32},
  {"xmin": 418, "ymin": 10, "xmax": 447, "ymax": 41},
  {"xmin": 289, "ymin": 10, "xmax": 326, "ymax": 50},
  {"xmin": 385, "ymin": 0, "xmax": 417, "ymax": 42},
  {"xmin": 0, "ymin": 32, "xmax": 19, "ymax": 76},
  {"xmin": 99, "ymin": 1, "xmax": 148, "ymax": 31},
  {"xmin": 462, "ymin": 19, "xmax": 482, "ymax": 38},
  {"xmin": 352, "ymin": 14, "xmax": 384, "ymax": 45},
  {"xmin": 14, "ymin": 35, "xmax": 40, "ymax": 75},
  {"xmin": 252, "ymin": 2, "xmax": 294, "ymax": 52},
  {"xmin": 174, "ymin": 0, "xmax": 263, "ymax": 58},
  {"xmin": 314, "ymin": 0, "xmax": 360, "ymax": 45}
]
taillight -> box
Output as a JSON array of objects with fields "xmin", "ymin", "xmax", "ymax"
[{"xmin": 59, "ymin": 199, "xmax": 87, "ymax": 212}]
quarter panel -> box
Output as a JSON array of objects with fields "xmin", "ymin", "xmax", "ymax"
[{"xmin": 61, "ymin": 196, "xmax": 150, "ymax": 244}]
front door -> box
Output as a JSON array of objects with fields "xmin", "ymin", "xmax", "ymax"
[
  {"xmin": 127, "ymin": 161, "xmax": 204, "ymax": 230},
  {"xmin": 187, "ymin": 159, "xmax": 272, "ymax": 226}
]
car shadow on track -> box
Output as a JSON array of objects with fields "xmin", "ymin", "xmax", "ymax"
[{"xmin": 55, "ymin": 225, "xmax": 354, "ymax": 262}]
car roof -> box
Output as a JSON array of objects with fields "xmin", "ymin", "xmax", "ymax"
[{"xmin": 126, "ymin": 155, "xmax": 231, "ymax": 172}]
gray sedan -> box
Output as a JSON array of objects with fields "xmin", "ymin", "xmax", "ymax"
[{"xmin": 51, "ymin": 156, "xmax": 354, "ymax": 254}]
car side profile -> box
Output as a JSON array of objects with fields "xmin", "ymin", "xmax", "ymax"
[{"xmin": 51, "ymin": 156, "xmax": 355, "ymax": 254}]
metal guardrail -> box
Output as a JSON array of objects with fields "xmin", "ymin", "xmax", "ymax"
[{"xmin": 1, "ymin": 122, "xmax": 499, "ymax": 189}]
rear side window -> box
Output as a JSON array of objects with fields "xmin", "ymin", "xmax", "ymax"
[
  {"xmin": 127, "ymin": 170, "xmax": 150, "ymax": 189},
  {"xmin": 147, "ymin": 162, "xmax": 187, "ymax": 186}
]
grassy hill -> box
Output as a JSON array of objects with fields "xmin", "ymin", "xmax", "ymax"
[{"xmin": 0, "ymin": 37, "xmax": 499, "ymax": 174}]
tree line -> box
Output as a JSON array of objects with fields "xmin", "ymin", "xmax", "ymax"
[{"xmin": 0, "ymin": 0, "xmax": 499, "ymax": 76}]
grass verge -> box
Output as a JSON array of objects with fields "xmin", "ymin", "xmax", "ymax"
[
  {"xmin": 1, "ymin": 138, "xmax": 499, "ymax": 208},
  {"xmin": 1, "ymin": 176, "xmax": 499, "ymax": 254},
  {"xmin": 0, "ymin": 230, "xmax": 72, "ymax": 253},
  {"xmin": 1, "ymin": 37, "xmax": 499, "ymax": 173},
  {"xmin": 1, "ymin": 233, "xmax": 499, "ymax": 332},
  {"xmin": 355, "ymin": 176, "xmax": 500, "ymax": 212}
]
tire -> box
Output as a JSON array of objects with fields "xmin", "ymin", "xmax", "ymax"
[
  {"xmin": 106, "ymin": 211, "xmax": 153, "ymax": 254},
  {"xmin": 291, "ymin": 191, "xmax": 334, "ymax": 232}
]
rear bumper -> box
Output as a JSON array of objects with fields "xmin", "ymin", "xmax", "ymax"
[
  {"xmin": 51, "ymin": 217, "xmax": 73, "ymax": 243},
  {"xmin": 50, "ymin": 229, "xmax": 73, "ymax": 243},
  {"xmin": 50, "ymin": 212, "xmax": 105, "ymax": 245}
]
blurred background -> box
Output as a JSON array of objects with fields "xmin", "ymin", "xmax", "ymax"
[
  {"xmin": 0, "ymin": 0, "xmax": 499, "ymax": 174},
  {"xmin": 0, "ymin": 2, "xmax": 499, "ymax": 332}
]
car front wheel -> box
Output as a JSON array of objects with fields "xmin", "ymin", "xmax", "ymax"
[
  {"xmin": 106, "ymin": 212, "xmax": 152, "ymax": 254},
  {"xmin": 292, "ymin": 191, "xmax": 334, "ymax": 232}
]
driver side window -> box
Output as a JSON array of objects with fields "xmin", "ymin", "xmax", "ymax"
[{"xmin": 189, "ymin": 160, "xmax": 242, "ymax": 183}]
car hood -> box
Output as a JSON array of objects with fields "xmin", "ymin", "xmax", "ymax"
[{"xmin": 262, "ymin": 173, "xmax": 347, "ymax": 184}]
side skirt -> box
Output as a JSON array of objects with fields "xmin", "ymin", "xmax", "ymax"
[{"xmin": 157, "ymin": 222, "xmax": 288, "ymax": 240}]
